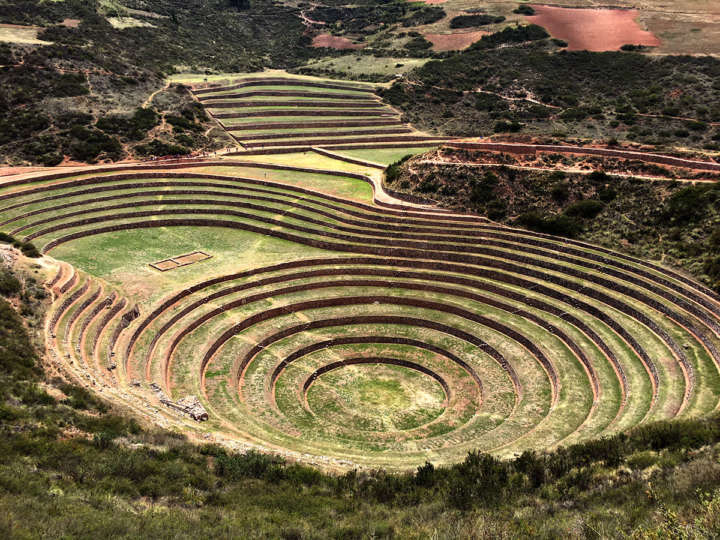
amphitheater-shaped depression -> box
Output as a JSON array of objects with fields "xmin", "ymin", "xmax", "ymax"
[{"xmin": 11, "ymin": 78, "xmax": 720, "ymax": 469}]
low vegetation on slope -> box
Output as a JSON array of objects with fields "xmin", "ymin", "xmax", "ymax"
[
  {"xmin": 0, "ymin": 65, "xmax": 231, "ymax": 165},
  {"xmin": 387, "ymin": 147, "xmax": 720, "ymax": 291},
  {"xmin": 306, "ymin": 2, "xmax": 445, "ymax": 35},
  {"xmin": 1, "ymin": 260, "xmax": 720, "ymax": 537},
  {"xmin": 380, "ymin": 27, "xmax": 720, "ymax": 150},
  {"xmin": 0, "ymin": 0, "xmax": 307, "ymax": 164}
]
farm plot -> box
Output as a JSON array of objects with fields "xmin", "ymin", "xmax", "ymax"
[
  {"xmin": 525, "ymin": 5, "xmax": 660, "ymax": 52},
  {"xmin": 4, "ymin": 156, "xmax": 720, "ymax": 470}
]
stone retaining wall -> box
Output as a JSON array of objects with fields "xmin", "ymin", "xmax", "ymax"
[
  {"xmin": 198, "ymin": 90, "xmax": 377, "ymax": 101},
  {"xmin": 206, "ymin": 100, "xmax": 384, "ymax": 109},
  {"xmin": 238, "ymin": 127, "xmax": 412, "ymax": 142},
  {"xmin": 227, "ymin": 120, "xmax": 403, "ymax": 131},
  {"xmin": 213, "ymin": 110, "xmax": 394, "ymax": 119},
  {"xmin": 193, "ymin": 78, "xmax": 374, "ymax": 95}
]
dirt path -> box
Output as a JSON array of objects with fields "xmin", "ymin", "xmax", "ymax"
[
  {"xmin": 636, "ymin": 112, "xmax": 720, "ymax": 127},
  {"xmin": 416, "ymin": 159, "xmax": 718, "ymax": 184},
  {"xmin": 142, "ymin": 81, "xmax": 170, "ymax": 109},
  {"xmin": 474, "ymin": 88, "xmax": 562, "ymax": 109}
]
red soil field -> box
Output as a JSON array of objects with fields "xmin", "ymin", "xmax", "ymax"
[
  {"xmin": 424, "ymin": 31, "xmax": 488, "ymax": 51},
  {"xmin": 526, "ymin": 5, "xmax": 660, "ymax": 52},
  {"xmin": 311, "ymin": 34, "xmax": 365, "ymax": 50}
]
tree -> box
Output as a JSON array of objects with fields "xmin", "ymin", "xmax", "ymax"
[{"xmin": 229, "ymin": 0, "xmax": 251, "ymax": 10}]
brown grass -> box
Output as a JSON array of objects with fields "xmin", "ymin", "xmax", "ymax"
[
  {"xmin": 424, "ymin": 31, "xmax": 488, "ymax": 51},
  {"xmin": 311, "ymin": 34, "xmax": 365, "ymax": 50}
]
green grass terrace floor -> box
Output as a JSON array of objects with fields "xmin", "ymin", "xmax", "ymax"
[{"xmin": 4, "ymin": 155, "xmax": 720, "ymax": 469}]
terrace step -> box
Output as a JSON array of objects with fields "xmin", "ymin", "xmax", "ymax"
[
  {"xmin": 192, "ymin": 77, "xmax": 375, "ymax": 95},
  {"xmin": 213, "ymin": 110, "xmax": 398, "ymax": 119},
  {"xmin": 236, "ymin": 128, "xmax": 414, "ymax": 142},
  {"xmin": 198, "ymin": 90, "xmax": 378, "ymax": 101},
  {"xmin": 206, "ymin": 100, "xmax": 386, "ymax": 109},
  {"xmin": 226, "ymin": 119, "xmax": 404, "ymax": 131}
]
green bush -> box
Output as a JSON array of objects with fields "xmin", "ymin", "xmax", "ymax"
[
  {"xmin": 516, "ymin": 211, "xmax": 580, "ymax": 237},
  {"xmin": 96, "ymin": 108, "xmax": 160, "ymax": 140},
  {"xmin": 0, "ymin": 233, "xmax": 39, "ymax": 258},
  {"xmin": 663, "ymin": 184, "xmax": 717, "ymax": 225},
  {"xmin": 404, "ymin": 36, "xmax": 433, "ymax": 51},
  {"xmin": 0, "ymin": 299, "xmax": 40, "ymax": 380},
  {"xmin": 166, "ymin": 114, "xmax": 202, "ymax": 132},
  {"xmin": 620, "ymin": 44, "xmax": 648, "ymax": 52},
  {"xmin": 20, "ymin": 242, "xmax": 40, "ymax": 258},
  {"xmin": 449, "ymin": 14, "xmax": 505, "ymax": 29},
  {"xmin": 564, "ymin": 199, "xmax": 605, "ymax": 219},
  {"xmin": 493, "ymin": 120, "xmax": 522, "ymax": 133},
  {"xmin": 513, "ymin": 4, "xmax": 535, "ymax": 15},
  {"xmin": 134, "ymin": 140, "xmax": 190, "ymax": 157},
  {"xmin": 403, "ymin": 6, "xmax": 445, "ymax": 27},
  {"xmin": 470, "ymin": 24, "xmax": 548, "ymax": 50},
  {"xmin": 384, "ymin": 154, "xmax": 413, "ymax": 184},
  {"xmin": 469, "ymin": 171, "xmax": 499, "ymax": 204},
  {"xmin": 59, "ymin": 383, "xmax": 108, "ymax": 412},
  {"xmin": 550, "ymin": 182, "xmax": 569, "ymax": 202},
  {"xmin": 0, "ymin": 269, "xmax": 21, "ymax": 297},
  {"xmin": 67, "ymin": 127, "xmax": 123, "ymax": 162},
  {"xmin": 598, "ymin": 187, "xmax": 617, "ymax": 202},
  {"xmin": 215, "ymin": 450, "xmax": 286, "ymax": 481}
]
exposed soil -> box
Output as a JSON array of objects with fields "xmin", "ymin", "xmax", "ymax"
[
  {"xmin": 0, "ymin": 23, "xmax": 42, "ymax": 30},
  {"xmin": 311, "ymin": 34, "xmax": 365, "ymax": 50},
  {"xmin": 174, "ymin": 251, "xmax": 211, "ymax": 265},
  {"xmin": 0, "ymin": 166, "xmax": 51, "ymax": 177},
  {"xmin": 149, "ymin": 250, "xmax": 212, "ymax": 271},
  {"xmin": 526, "ymin": 5, "xmax": 660, "ymax": 52},
  {"xmin": 61, "ymin": 19, "xmax": 81, "ymax": 28},
  {"xmin": 424, "ymin": 31, "xmax": 488, "ymax": 51}
]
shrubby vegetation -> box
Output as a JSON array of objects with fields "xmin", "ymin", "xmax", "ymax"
[
  {"xmin": 513, "ymin": 4, "xmax": 535, "ymax": 15},
  {"xmin": 381, "ymin": 30, "xmax": 720, "ymax": 148},
  {"xmin": 307, "ymin": 2, "xmax": 444, "ymax": 35},
  {"xmin": 0, "ymin": 0, "xmax": 301, "ymax": 164},
  {"xmin": 449, "ymin": 14, "xmax": 505, "ymax": 29},
  {"xmin": 0, "ymin": 233, "xmax": 40, "ymax": 259},
  {"xmin": 384, "ymin": 154, "xmax": 413, "ymax": 183}
]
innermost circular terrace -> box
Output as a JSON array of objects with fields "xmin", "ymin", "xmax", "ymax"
[{"xmin": 303, "ymin": 358, "xmax": 449, "ymax": 433}]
